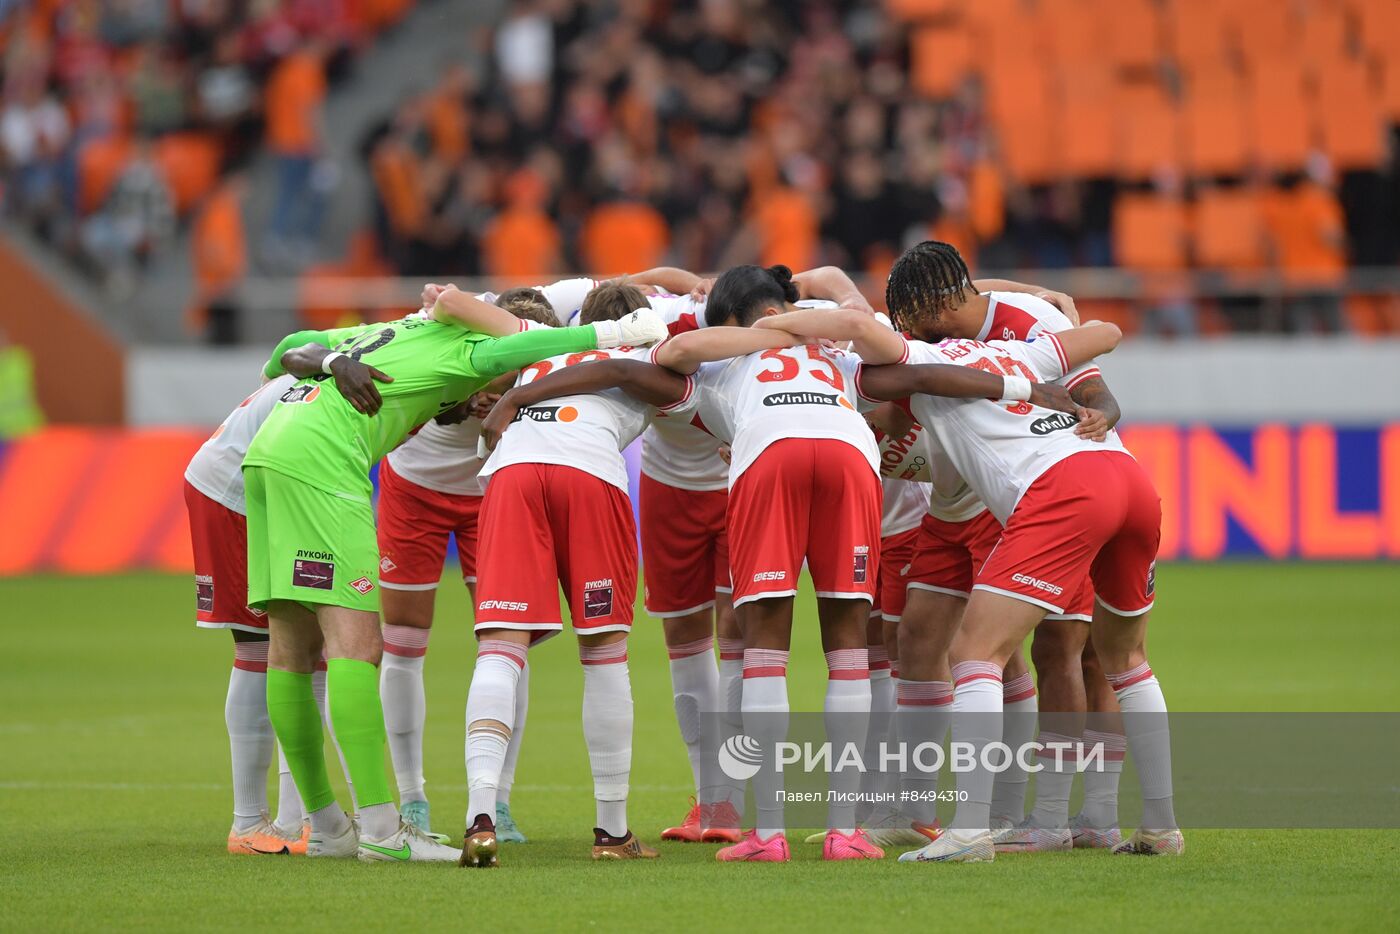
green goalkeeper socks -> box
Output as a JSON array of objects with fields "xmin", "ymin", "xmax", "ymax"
[
  {"xmin": 266, "ymin": 669, "xmax": 336, "ymax": 814},
  {"xmin": 326, "ymin": 658, "xmax": 394, "ymax": 809}
]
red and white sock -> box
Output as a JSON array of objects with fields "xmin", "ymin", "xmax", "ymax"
[
  {"xmin": 860, "ymin": 644, "xmax": 897, "ymax": 809},
  {"xmin": 1029, "ymin": 732, "xmax": 1078, "ymax": 829},
  {"xmin": 824, "ymin": 648, "xmax": 870, "ymax": 834},
  {"xmin": 228, "ymin": 641, "xmax": 273, "ymax": 832},
  {"xmin": 1107, "ymin": 662, "xmax": 1176, "ymax": 829},
  {"xmin": 465, "ymin": 640, "xmax": 527, "ymax": 826},
  {"xmin": 991, "ymin": 671, "xmax": 1037, "ymax": 823},
  {"xmin": 742, "ymin": 648, "xmax": 790, "ymax": 839},
  {"xmin": 949, "ymin": 660, "xmax": 1004, "ymax": 831},
  {"xmin": 896, "ymin": 679, "xmax": 952, "ymax": 826},
  {"xmin": 580, "ymin": 640, "xmax": 633, "ymax": 837},
  {"xmin": 1080, "ymin": 729, "xmax": 1126, "ymax": 828},
  {"xmin": 668, "ymin": 635, "xmax": 720, "ymax": 805},
  {"xmin": 716, "ymin": 637, "xmax": 747, "ymax": 810},
  {"xmin": 498, "ymin": 662, "xmax": 529, "ymax": 808},
  {"xmin": 380, "ymin": 624, "xmax": 430, "ymax": 805}
]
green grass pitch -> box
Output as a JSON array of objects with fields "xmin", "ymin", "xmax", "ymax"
[{"xmin": 1, "ymin": 562, "xmax": 1397, "ymax": 932}]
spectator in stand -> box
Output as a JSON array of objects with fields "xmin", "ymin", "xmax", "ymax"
[
  {"xmin": 79, "ymin": 137, "xmax": 175, "ymax": 297},
  {"xmin": 0, "ymin": 72, "xmax": 71, "ymax": 233},
  {"xmin": 191, "ymin": 172, "xmax": 248, "ymax": 344},
  {"xmin": 1264, "ymin": 162, "xmax": 1350, "ymax": 334},
  {"xmin": 262, "ymin": 39, "xmax": 329, "ymax": 267}
]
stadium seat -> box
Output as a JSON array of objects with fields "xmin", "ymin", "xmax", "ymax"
[
  {"xmin": 1246, "ymin": 58, "xmax": 1313, "ymax": 172},
  {"xmin": 1299, "ymin": 2, "xmax": 1349, "ymax": 69},
  {"xmin": 1101, "ymin": 0, "xmax": 1163, "ymax": 72},
  {"xmin": 1231, "ymin": 0, "xmax": 1300, "ymax": 66},
  {"xmin": 753, "ymin": 186, "xmax": 819, "ymax": 270},
  {"xmin": 1184, "ymin": 93, "xmax": 1252, "ymax": 177},
  {"xmin": 1118, "ymin": 84, "xmax": 1183, "ymax": 180},
  {"xmin": 1378, "ymin": 54, "xmax": 1400, "ymax": 120},
  {"xmin": 1036, "ymin": 0, "xmax": 1106, "ymax": 69},
  {"xmin": 580, "ymin": 202, "xmax": 669, "ymax": 278},
  {"xmin": 1192, "ymin": 186, "xmax": 1269, "ymax": 269},
  {"xmin": 153, "ymin": 133, "xmax": 221, "ymax": 216},
  {"xmin": 1315, "ymin": 57, "xmax": 1385, "ymax": 169},
  {"xmin": 1165, "ymin": 0, "xmax": 1234, "ymax": 71},
  {"xmin": 911, "ymin": 23, "xmax": 974, "ymax": 98},
  {"xmin": 1114, "ymin": 191, "xmax": 1190, "ymax": 270},
  {"xmin": 1058, "ymin": 64, "xmax": 1117, "ymax": 177},
  {"xmin": 1351, "ymin": 0, "xmax": 1400, "ymax": 63},
  {"xmin": 884, "ymin": 0, "xmax": 962, "ymax": 23},
  {"xmin": 77, "ymin": 135, "xmax": 133, "ymax": 215}
]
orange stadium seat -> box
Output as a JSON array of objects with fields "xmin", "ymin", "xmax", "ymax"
[
  {"xmin": 1247, "ymin": 58, "xmax": 1313, "ymax": 172},
  {"xmin": 1299, "ymin": 2, "xmax": 1349, "ymax": 69},
  {"xmin": 1184, "ymin": 98, "xmax": 1252, "ymax": 177},
  {"xmin": 580, "ymin": 202, "xmax": 669, "ymax": 278},
  {"xmin": 1231, "ymin": 0, "xmax": 1301, "ymax": 65},
  {"xmin": 1036, "ymin": 0, "xmax": 1107, "ymax": 68},
  {"xmin": 484, "ymin": 205, "xmax": 562, "ymax": 279},
  {"xmin": 996, "ymin": 108, "xmax": 1057, "ymax": 184},
  {"xmin": 1165, "ymin": 0, "xmax": 1234, "ymax": 71},
  {"xmin": 77, "ymin": 135, "xmax": 132, "ymax": 214},
  {"xmin": 1315, "ymin": 56, "xmax": 1385, "ymax": 169},
  {"xmin": 1102, "ymin": 0, "xmax": 1163, "ymax": 72},
  {"xmin": 911, "ymin": 23, "xmax": 974, "ymax": 98},
  {"xmin": 968, "ymin": 157, "xmax": 1005, "ymax": 241},
  {"xmin": 753, "ymin": 186, "xmax": 819, "ymax": 270},
  {"xmin": 1377, "ymin": 54, "xmax": 1400, "ymax": 120},
  {"xmin": 1058, "ymin": 65, "xmax": 1116, "ymax": 177},
  {"xmin": 153, "ymin": 132, "xmax": 221, "ymax": 216},
  {"xmin": 1118, "ymin": 85, "xmax": 1183, "ymax": 180},
  {"xmin": 1193, "ymin": 186, "xmax": 1268, "ymax": 269},
  {"xmin": 961, "ymin": 0, "xmax": 1026, "ymax": 37},
  {"xmin": 1114, "ymin": 191, "xmax": 1190, "ymax": 270},
  {"xmin": 1352, "ymin": 0, "xmax": 1400, "ymax": 63}
]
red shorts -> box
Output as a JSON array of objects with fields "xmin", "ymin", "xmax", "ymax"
[
  {"xmin": 184, "ymin": 481, "xmax": 266, "ymax": 632},
  {"xmin": 639, "ymin": 474, "xmax": 731, "ymax": 617},
  {"xmin": 376, "ymin": 460, "xmax": 482, "ymax": 590},
  {"xmin": 473, "ymin": 463, "xmax": 638, "ymax": 638},
  {"xmin": 905, "ymin": 509, "xmax": 1003, "ymax": 598},
  {"xmin": 976, "ymin": 451, "xmax": 1160, "ymax": 616},
  {"xmin": 873, "ymin": 526, "xmax": 921, "ymax": 621},
  {"xmin": 728, "ymin": 438, "xmax": 881, "ymax": 608}
]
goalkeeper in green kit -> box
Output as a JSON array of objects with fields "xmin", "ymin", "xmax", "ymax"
[{"xmin": 243, "ymin": 287, "xmax": 669, "ymax": 863}]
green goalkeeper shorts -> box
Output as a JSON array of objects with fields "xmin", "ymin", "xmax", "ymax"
[{"xmin": 243, "ymin": 465, "xmax": 380, "ymax": 614}]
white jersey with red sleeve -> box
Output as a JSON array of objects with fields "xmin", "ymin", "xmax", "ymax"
[
  {"xmin": 899, "ymin": 334, "xmax": 1126, "ymax": 523},
  {"xmin": 640, "ymin": 293, "xmax": 729, "ymax": 490},
  {"xmin": 881, "ymin": 476, "xmax": 929, "ymax": 537},
  {"xmin": 184, "ymin": 375, "xmax": 294, "ymax": 515},
  {"xmin": 692, "ymin": 342, "xmax": 879, "ymax": 484},
  {"xmin": 976, "ymin": 291, "xmax": 1102, "ymax": 392},
  {"xmin": 480, "ymin": 346, "xmax": 699, "ymax": 494}
]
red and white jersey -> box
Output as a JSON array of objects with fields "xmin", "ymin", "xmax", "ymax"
[
  {"xmin": 899, "ymin": 334, "xmax": 1126, "ymax": 524},
  {"xmin": 692, "ymin": 342, "xmax": 879, "ymax": 484},
  {"xmin": 881, "ymin": 477, "xmax": 928, "ymax": 538},
  {"xmin": 384, "ymin": 419, "xmax": 487, "ymax": 496},
  {"xmin": 481, "ymin": 346, "xmax": 699, "ymax": 494},
  {"xmin": 641, "ymin": 292, "xmax": 728, "ymax": 491},
  {"xmin": 184, "ymin": 375, "xmax": 294, "ymax": 514},
  {"xmin": 912, "ymin": 291, "xmax": 1109, "ymax": 522},
  {"xmin": 976, "ymin": 291, "xmax": 1101, "ymax": 392}
]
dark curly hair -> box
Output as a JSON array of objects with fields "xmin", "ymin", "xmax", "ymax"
[
  {"xmin": 885, "ymin": 241, "xmax": 973, "ymax": 333},
  {"xmin": 705, "ymin": 264, "xmax": 801, "ymax": 327}
]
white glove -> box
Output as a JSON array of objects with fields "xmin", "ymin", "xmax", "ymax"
[{"xmin": 592, "ymin": 308, "xmax": 668, "ymax": 348}]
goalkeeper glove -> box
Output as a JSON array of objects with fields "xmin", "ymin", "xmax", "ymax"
[{"xmin": 592, "ymin": 308, "xmax": 668, "ymax": 348}]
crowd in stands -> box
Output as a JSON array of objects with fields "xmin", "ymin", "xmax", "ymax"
[
  {"xmin": 369, "ymin": 0, "xmax": 1400, "ymax": 334},
  {"xmin": 0, "ymin": 0, "xmax": 412, "ymax": 305}
]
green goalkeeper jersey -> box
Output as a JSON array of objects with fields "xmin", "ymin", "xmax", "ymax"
[{"xmin": 244, "ymin": 316, "xmax": 601, "ymax": 499}]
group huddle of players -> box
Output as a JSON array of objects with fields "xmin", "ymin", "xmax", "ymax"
[{"xmin": 184, "ymin": 240, "xmax": 1183, "ymax": 866}]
